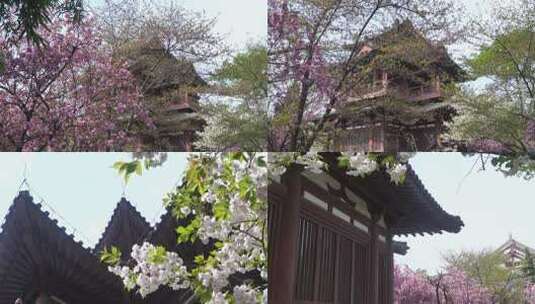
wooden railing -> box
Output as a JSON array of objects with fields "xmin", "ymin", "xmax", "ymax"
[
  {"xmin": 348, "ymin": 80, "xmax": 443, "ymax": 103},
  {"xmin": 348, "ymin": 84, "xmax": 388, "ymax": 101},
  {"xmin": 405, "ymin": 83, "xmax": 442, "ymax": 102}
]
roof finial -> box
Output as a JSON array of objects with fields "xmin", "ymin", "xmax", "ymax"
[
  {"xmin": 509, "ymin": 232, "xmax": 513, "ymax": 240},
  {"xmin": 121, "ymin": 181, "xmax": 127, "ymax": 199},
  {"xmin": 18, "ymin": 162, "xmax": 30, "ymax": 191}
]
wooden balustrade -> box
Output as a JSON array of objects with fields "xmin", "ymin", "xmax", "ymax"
[{"xmin": 348, "ymin": 76, "xmax": 443, "ymax": 103}]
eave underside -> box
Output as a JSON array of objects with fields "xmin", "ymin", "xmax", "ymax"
[{"xmin": 322, "ymin": 153, "xmax": 463, "ymax": 236}]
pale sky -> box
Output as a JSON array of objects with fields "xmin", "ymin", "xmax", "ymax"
[
  {"xmin": 89, "ymin": 0, "xmax": 267, "ymax": 50},
  {"xmin": 0, "ymin": 153, "xmax": 189, "ymax": 248},
  {"xmin": 396, "ymin": 153, "xmax": 535, "ymax": 274},
  {"xmin": 174, "ymin": 0, "xmax": 267, "ymax": 49}
]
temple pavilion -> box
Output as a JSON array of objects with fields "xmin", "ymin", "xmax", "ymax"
[
  {"xmin": 329, "ymin": 20, "xmax": 467, "ymax": 152},
  {"xmin": 496, "ymin": 235, "xmax": 535, "ymax": 269},
  {"xmin": 269, "ymin": 153, "xmax": 464, "ymax": 304},
  {"xmin": 126, "ymin": 41, "xmax": 206, "ymax": 151}
]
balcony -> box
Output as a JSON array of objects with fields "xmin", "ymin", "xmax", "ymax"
[
  {"xmin": 347, "ymin": 81, "xmax": 443, "ymax": 104},
  {"xmin": 346, "ymin": 84, "xmax": 388, "ymax": 103},
  {"xmin": 164, "ymin": 92, "xmax": 200, "ymax": 113},
  {"xmin": 403, "ymin": 83, "xmax": 442, "ymax": 102}
]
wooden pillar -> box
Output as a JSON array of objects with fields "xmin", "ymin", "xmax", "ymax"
[
  {"xmin": 386, "ymin": 233, "xmax": 394, "ymax": 304},
  {"xmin": 270, "ymin": 166, "xmax": 303, "ymax": 304},
  {"xmin": 333, "ymin": 234, "xmax": 341, "ymax": 303},
  {"xmin": 368, "ymin": 215, "xmax": 380, "ymax": 304},
  {"xmin": 184, "ymin": 131, "xmax": 193, "ymax": 152},
  {"xmin": 351, "ymin": 242, "xmax": 356, "ymax": 304}
]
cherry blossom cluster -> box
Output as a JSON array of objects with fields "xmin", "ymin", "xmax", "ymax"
[
  {"xmin": 192, "ymin": 153, "xmax": 267, "ymax": 303},
  {"xmin": 269, "ymin": 152, "xmax": 413, "ymax": 185},
  {"xmin": 108, "ymin": 242, "xmax": 190, "ymax": 298},
  {"xmin": 106, "ymin": 153, "xmax": 267, "ymax": 303}
]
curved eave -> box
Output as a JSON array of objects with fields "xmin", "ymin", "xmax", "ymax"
[
  {"xmin": 367, "ymin": 164, "xmax": 464, "ymax": 236},
  {"xmin": 0, "ymin": 191, "xmax": 126, "ymax": 304},
  {"xmin": 322, "ymin": 153, "xmax": 464, "ymax": 237}
]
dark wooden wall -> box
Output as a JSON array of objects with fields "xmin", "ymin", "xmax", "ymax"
[
  {"xmin": 269, "ymin": 170, "xmax": 394, "ymax": 304},
  {"xmin": 335, "ymin": 126, "xmax": 385, "ymax": 152}
]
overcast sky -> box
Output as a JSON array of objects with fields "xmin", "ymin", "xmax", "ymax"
[
  {"xmin": 396, "ymin": 153, "xmax": 535, "ymax": 274},
  {"xmin": 0, "ymin": 153, "xmax": 189, "ymax": 248},
  {"xmin": 89, "ymin": 0, "xmax": 267, "ymax": 50}
]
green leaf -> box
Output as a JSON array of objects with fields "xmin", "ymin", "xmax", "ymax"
[
  {"xmin": 256, "ymin": 155, "xmax": 266, "ymax": 167},
  {"xmin": 213, "ymin": 201, "xmax": 229, "ymax": 221},
  {"xmin": 176, "ymin": 217, "xmax": 201, "ymax": 243},
  {"xmin": 112, "ymin": 160, "xmax": 143, "ymax": 183},
  {"xmin": 101, "ymin": 246, "xmax": 122, "ymax": 265},
  {"xmin": 148, "ymin": 246, "xmax": 167, "ymax": 264},
  {"xmin": 337, "ymin": 156, "xmax": 350, "ymax": 168}
]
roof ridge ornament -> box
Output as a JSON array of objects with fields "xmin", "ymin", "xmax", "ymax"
[{"xmin": 18, "ymin": 163, "xmax": 30, "ymax": 191}]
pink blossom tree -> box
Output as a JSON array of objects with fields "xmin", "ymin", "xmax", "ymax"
[
  {"xmin": 0, "ymin": 15, "xmax": 152, "ymax": 151},
  {"xmin": 525, "ymin": 283, "xmax": 535, "ymax": 303},
  {"xmin": 394, "ymin": 265, "xmax": 493, "ymax": 304},
  {"xmin": 394, "ymin": 265, "xmax": 436, "ymax": 303}
]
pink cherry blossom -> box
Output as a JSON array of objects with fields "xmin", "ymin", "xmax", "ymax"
[
  {"xmin": 394, "ymin": 264, "xmax": 493, "ymax": 304},
  {"xmin": 0, "ymin": 15, "xmax": 153, "ymax": 151}
]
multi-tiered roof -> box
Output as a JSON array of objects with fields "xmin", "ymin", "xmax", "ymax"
[
  {"xmin": 496, "ymin": 235, "xmax": 535, "ymax": 268},
  {"xmin": 0, "ymin": 191, "xmax": 202, "ymax": 304},
  {"xmin": 126, "ymin": 41, "xmax": 206, "ymax": 151}
]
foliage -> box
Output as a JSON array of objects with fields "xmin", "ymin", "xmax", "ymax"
[
  {"xmin": 210, "ymin": 44, "xmax": 268, "ymax": 99},
  {"xmin": 468, "ymin": 29, "xmax": 535, "ymax": 81},
  {"xmin": 268, "ymin": 0, "xmax": 465, "ymax": 151},
  {"xmin": 113, "ymin": 152, "xmax": 169, "ymax": 183},
  {"xmin": 443, "ymin": 249, "xmax": 524, "ymax": 303},
  {"xmin": 395, "ymin": 248, "xmax": 535, "ymax": 303},
  {"xmin": 195, "ymin": 45, "xmax": 269, "ymax": 151},
  {"xmin": 0, "ymin": 0, "xmax": 82, "ymax": 43},
  {"xmin": 522, "ymin": 250, "xmax": 535, "ymax": 284},
  {"xmin": 447, "ymin": 0, "xmax": 535, "ymax": 160},
  {"xmin": 0, "ymin": 15, "xmax": 152, "ymax": 151},
  {"xmin": 104, "ymin": 153, "xmax": 267, "ymax": 303},
  {"xmin": 447, "ymin": 92, "xmax": 530, "ymax": 152},
  {"xmin": 490, "ymin": 154, "xmax": 535, "ymax": 180},
  {"xmin": 95, "ymin": 0, "xmax": 227, "ymax": 68}
]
